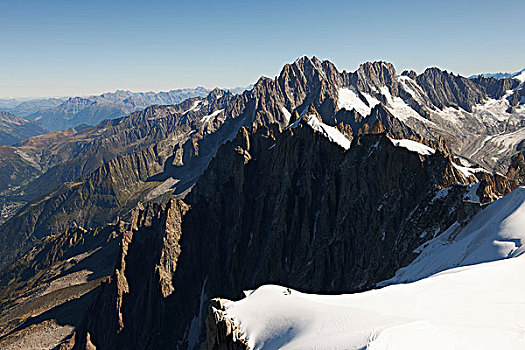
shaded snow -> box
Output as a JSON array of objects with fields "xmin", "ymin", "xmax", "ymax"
[
  {"xmin": 281, "ymin": 107, "xmax": 291, "ymax": 122},
  {"xmin": 463, "ymin": 183, "xmax": 481, "ymax": 202},
  {"xmin": 388, "ymin": 138, "xmax": 435, "ymax": 156},
  {"xmin": 431, "ymin": 186, "xmax": 450, "ymax": 202}
]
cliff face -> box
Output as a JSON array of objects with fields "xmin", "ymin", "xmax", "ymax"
[
  {"xmin": 67, "ymin": 199, "xmax": 189, "ymax": 350},
  {"xmin": 2, "ymin": 57, "xmax": 524, "ymax": 269},
  {"xmin": 68, "ymin": 120, "xmax": 514, "ymax": 349}
]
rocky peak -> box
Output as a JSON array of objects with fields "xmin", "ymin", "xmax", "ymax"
[
  {"xmin": 401, "ymin": 70, "xmax": 418, "ymax": 80},
  {"xmin": 469, "ymin": 75, "xmax": 519, "ymax": 99},
  {"xmin": 358, "ymin": 61, "xmax": 397, "ymax": 85},
  {"xmin": 70, "ymin": 199, "xmax": 189, "ymax": 350},
  {"xmin": 416, "ymin": 67, "xmax": 486, "ymax": 112},
  {"xmin": 344, "ymin": 61, "xmax": 399, "ymax": 96},
  {"xmin": 206, "ymin": 88, "xmax": 231, "ymax": 102}
]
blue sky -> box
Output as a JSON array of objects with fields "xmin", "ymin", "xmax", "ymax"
[{"xmin": 1, "ymin": 0, "xmax": 524, "ymax": 98}]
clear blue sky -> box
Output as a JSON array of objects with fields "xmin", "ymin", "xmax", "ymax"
[{"xmin": 1, "ymin": 0, "xmax": 524, "ymax": 98}]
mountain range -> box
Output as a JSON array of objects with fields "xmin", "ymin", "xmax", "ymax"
[
  {"xmin": 1, "ymin": 56, "xmax": 525, "ymax": 349},
  {"xmin": 470, "ymin": 68, "xmax": 525, "ymax": 81},
  {"xmin": 0, "ymin": 112, "xmax": 47, "ymax": 146}
]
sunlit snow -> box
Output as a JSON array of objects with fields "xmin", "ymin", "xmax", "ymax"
[
  {"xmin": 388, "ymin": 138, "xmax": 435, "ymax": 156},
  {"xmin": 379, "ymin": 86, "xmax": 434, "ymax": 125},
  {"xmin": 200, "ymin": 109, "xmax": 224, "ymax": 124},
  {"xmin": 337, "ymin": 87, "xmax": 379, "ymax": 116},
  {"xmin": 290, "ymin": 114, "xmax": 350, "ymax": 150}
]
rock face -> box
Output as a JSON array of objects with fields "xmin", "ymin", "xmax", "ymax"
[
  {"xmin": 205, "ymin": 299, "xmax": 248, "ymax": 350},
  {"xmin": 415, "ymin": 68, "xmax": 486, "ymax": 112},
  {"xmin": 67, "ymin": 121, "xmax": 515, "ymax": 349},
  {"xmin": 2, "ymin": 56, "xmax": 525, "ymax": 269},
  {"xmin": 68, "ymin": 199, "xmax": 189, "ymax": 350},
  {"xmin": 0, "ymin": 111, "xmax": 47, "ymax": 145}
]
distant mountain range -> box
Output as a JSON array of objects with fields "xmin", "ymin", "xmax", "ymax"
[
  {"xmin": 22, "ymin": 88, "xmax": 212, "ymax": 131},
  {"xmin": 470, "ymin": 68, "xmax": 525, "ymax": 81},
  {"xmin": 0, "ymin": 111, "xmax": 47, "ymax": 145},
  {"xmin": 0, "ymin": 86, "xmax": 252, "ymax": 135}
]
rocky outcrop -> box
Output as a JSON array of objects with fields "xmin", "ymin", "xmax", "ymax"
[
  {"xmin": 0, "ymin": 222, "xmax": 121, "ymax": 349},
  {"xmin": 70, "ymin": 199, "xmax": 189, "ymax": 350},
  {"xmin": 346, "ymin": 61, "xmax": 399, "ymax": 95},
  {"xmin": 205, "ymin": 299, "xmax": 248, "ymax": 350},
  {"xmin": 470, "ymin": 75, "xmax": 519, "ymax": 99}
]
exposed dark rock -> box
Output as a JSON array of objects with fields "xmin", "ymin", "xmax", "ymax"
[
  {"xmin": 470, "ymin": 75, "xmax": 519, "ymax": 99},
  {"xmin": 416, "ymin": 68, "xmax": 486, "ymax": 112}
]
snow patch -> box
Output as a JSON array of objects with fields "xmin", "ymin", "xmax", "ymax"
[
  {"xmin": 281, "ymin": 106, "xmax": 291, "ymax": 122},
  {"xmin": 182, "ymin": 100, "xmax": 201, "ymax": 115},
  {"xmin": 379, "ymin": 86, "xmax": 434, "ymax": 125},
  {"xmin": 200, "ymin": 109, "xmax": 224, "ymax": 124},
  {"xmin": 464, "ymin": 183, "xmax": 481, "ymax": 202},
  {"xmin": 290, "ymin": 114, "xmax": 350, "ymax": 150},
  {"xmin": 432, "ymin": 186, "xmax": 451, "ymax": 202},
  {"xmin": 514, "ymin": 70, "xmax": 525, "ymax": 83},
  {"xmin": 451, "ymin": 161, "xmax": 489, "ymax": 178},
  {"xmin": 337, "ymin": 87, "xmax": 379, "ymax": 116},
  {"xmin": 388, "ymin": 138, "xmax": 435, "ymax": 156}
]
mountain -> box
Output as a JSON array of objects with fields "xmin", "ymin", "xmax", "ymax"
[
  {"xmin": 64, "ymin": 121, "xmax": 513, "ymax": 349},
  {"xmin": 0, "ymin": 98, "xmax": 66, "ymax": 117},
  {"xmin": 470, "ymin": 68, "xmax": 525, "ymax": 82},
  {"xmin": 208, "ymin": 186, "xmax": 525, "ymax": 349},
  {"xmin": 0, "ymin": 89, "xmax": 244, "ymax": 268},
  {"xmin": 0, "ymin": 111, "xmax": 47, "ymax": 145},
  {"xmin": 1, "ymin": 56, "xmax": 525, "ymax": 349},
  {"xmin": 25, "ymin": 88, "xmax": 212, "ymax": 131}
]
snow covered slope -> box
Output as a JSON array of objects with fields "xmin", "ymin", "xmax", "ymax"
[
  {"xmin": 381, "ymin": 186, "xmax": 525, "ymax": 284},
  {"xmin": 215, "ymin": 187, "xmax": 525, "ymax": 349},
  {"xmin": 223, "ymin": 255, "xmax": 525, "ymax": 350}
]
